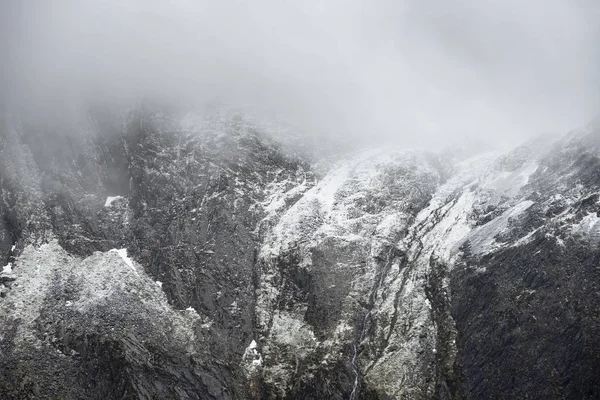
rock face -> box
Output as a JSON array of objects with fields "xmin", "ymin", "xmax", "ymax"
[{"xmin": 1, "ymin": 105, "xmax": 600, "ymax": 399}]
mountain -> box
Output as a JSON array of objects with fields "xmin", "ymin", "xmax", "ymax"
[{"xmin": 1, "ymin": 105, "xmax": 599, "ymax": 399}]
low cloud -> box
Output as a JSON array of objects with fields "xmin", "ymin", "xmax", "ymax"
[{"xmin": 2, "ymin": 0, "xmax": 599, "ymax": 150}]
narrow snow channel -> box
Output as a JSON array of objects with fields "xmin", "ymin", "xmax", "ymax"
[{"xmin": 349, "ymin": 310, "xmax": 371, "ymax": 400}]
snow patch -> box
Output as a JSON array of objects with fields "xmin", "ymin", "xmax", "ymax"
[
  {"xmin": 482, "ymin": 162, "xmax": 538, "ymax": 196},
  {"xmin": 109, "ymin": 248, "xmax": 136, "ymax": 272},
  {"xmin": 406, "ymin": 152, "xmax": 499, "ymax": 262},
  {"xmin": 467, "ymin": 200, "xmax": 535, "ymax": 254},
  {"xmin": 572, "ymin": 212, "xmax": 600, "ymax": 242},
  {"xmin": 260, "ymin": 148, "xmax": 437, "ymax": 259},
  {"xmin": 513, "ymin": 227, "xmax": 542, "ymax": 247},
  {"xmin": 412, "ymin": 190, "xmax": 477, "ymax": 262},
  {"xmin": 270, "ymin": 311, "xmax": 317, "ymax": 347},
  {"xmin": 243, "ymin": 339, "xmax": 263, "ymax": 368},
  {"xmin": 104, "ymin": 196, "xmax": 123, "ymax": 207},
  {"xmin": 1, "ymin": 240, "xmax": 199, "ymax": 350},
  {"xmin": 2, "ymin": 263, "xmax": 12, "ymax": 273}
]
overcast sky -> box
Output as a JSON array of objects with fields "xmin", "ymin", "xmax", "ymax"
[{"xmin": 2, "ymin": 0, "xmax": 599, "ymax": 150}]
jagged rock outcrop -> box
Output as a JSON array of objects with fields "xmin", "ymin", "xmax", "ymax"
[
  {"xmin": 1, "ymin": 105, "xmax": 600, "ymax": 399},
  {"xmin": 0, "ymin": 104, "xmax": 312, "ymax": 399}
]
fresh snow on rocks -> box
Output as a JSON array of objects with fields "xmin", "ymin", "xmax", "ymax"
[{"xmin": 104, "ymin": 196, "xmax": 123, "ymax": 207}]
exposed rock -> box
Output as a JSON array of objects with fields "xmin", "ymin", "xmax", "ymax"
[{"xmin": 1, "ymin": 105, "xmax": 600, "ymax": 399}]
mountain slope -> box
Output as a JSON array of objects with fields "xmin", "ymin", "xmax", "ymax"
[{"xmin": 1, "ymin": 107, "xmax": 599, "ymax": 399}]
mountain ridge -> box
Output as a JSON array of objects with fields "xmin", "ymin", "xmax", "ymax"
[{"xmin": 1, "ymin": 106, "xmax": 599, "ymax": 398}]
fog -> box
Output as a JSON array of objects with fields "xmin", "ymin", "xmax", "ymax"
[{"xmin": 2, "ymin": 0, "xmax": 599, "ymax": 150}]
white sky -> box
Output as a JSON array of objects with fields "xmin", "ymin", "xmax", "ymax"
[{"xmin": 2, "ymin": 0, "xmax": 599, "ymax": 150}]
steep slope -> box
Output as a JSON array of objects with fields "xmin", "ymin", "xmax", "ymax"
[
  {"xmin": 255, "ymin": 149, "xmax": 447, "ymax": 398},
  {"xmin": 1, "ymin": 105, "xmax": 600, "ymax": 399},
  {"xmin": 0, "ymin": 105, "xmax": 314, "ymax": 399},
  {"xmin": 249, "ymin": 129, "xmax": 600, "ymax": 399},
  {"xmin": 450, "ymin": 130, "xmax": 600, "ymax": 399}
]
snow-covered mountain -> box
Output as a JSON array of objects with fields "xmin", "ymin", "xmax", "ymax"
[{"xmin": 1, "ymin": 105, "xmax": 599, "ymax": 399}]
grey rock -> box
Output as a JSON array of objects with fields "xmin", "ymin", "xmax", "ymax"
[{"xmin": 1, "ymin": 104, "xmax": 600, "ymax": 399}]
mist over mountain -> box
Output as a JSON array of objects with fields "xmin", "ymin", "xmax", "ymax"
[{"xmin": 2, "ymin": 0, "xmax": 599, "ymax": 151}]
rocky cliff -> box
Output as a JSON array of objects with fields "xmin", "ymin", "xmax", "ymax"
[{"xmin": 1, "ymin": 105, "xmax": 599, "ymax": 399}]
